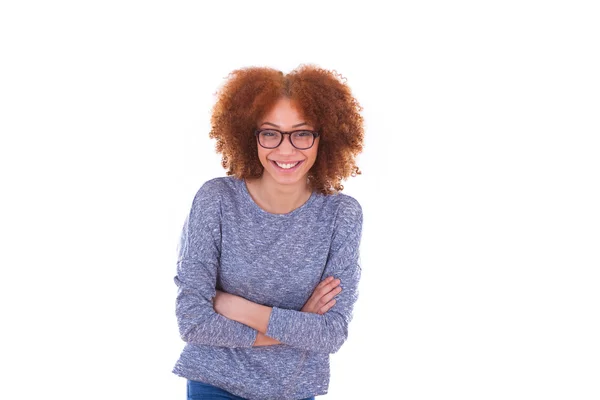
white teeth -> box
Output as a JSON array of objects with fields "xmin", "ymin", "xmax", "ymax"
[{"xmin": 274, "ymin": 161, "xmax": 300, "ymax": 169}]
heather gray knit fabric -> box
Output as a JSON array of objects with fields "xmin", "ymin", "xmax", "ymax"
[{"xmin": 172, "ymin": 176, "xmax": 363, "ymax": 400}]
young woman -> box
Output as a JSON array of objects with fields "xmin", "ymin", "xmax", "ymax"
[{"xmin": 172, "ymin": 65, "xmax": 365, "ymax": 400}]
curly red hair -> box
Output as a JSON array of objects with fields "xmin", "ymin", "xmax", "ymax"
[{"xmin": 209, "ymin": 64, "xmax": 364, "ymax": 195}]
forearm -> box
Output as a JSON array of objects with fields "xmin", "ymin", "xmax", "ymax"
[
  {"xmin": 221, "ymin": 293, "xmax": 348, "ymax": 353},
  {"xmin": 213, "ymin": 291, "xmax": 281, "ymax": 346},
  {"xmin": 232, "ymin": 296, "xmax": 272, "ymax": 333},
  {"xmin": 266, "ymin": 306, "xmax": 349, "ymax": 353},
  {"xmin": 175, "ymin": 275, "xmax": 258, "ymax": 348},
  {"xmin": 214, "ymin": 292, "xmax": 272, "ymax": 332}
]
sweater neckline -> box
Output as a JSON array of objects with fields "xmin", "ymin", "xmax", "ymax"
[{"xmin": 238, "ymin": 177, "xmax": 317, "ymax": 218}]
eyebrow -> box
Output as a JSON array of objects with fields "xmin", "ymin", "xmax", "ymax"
[{"xmin": 261, "ymin": 121, "xmax": 310, "ymax": 129}]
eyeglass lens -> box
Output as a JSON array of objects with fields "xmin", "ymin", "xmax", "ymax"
[{"xmin": 258, "ymin": 130, "xmax": 315, "ymax": 149}]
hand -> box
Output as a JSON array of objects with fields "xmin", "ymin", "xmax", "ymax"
[{"xmin": 301, "ymin": 276, "xmax": 342, "ymax": 315}]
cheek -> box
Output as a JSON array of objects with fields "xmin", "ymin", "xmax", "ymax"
[
  {"xmin": 309, "ymin": 145, "xmax": 319, "ymax": 161},
  {"xmin": 257, "ymin": 147, "xmax": 269, "ymax": 163},
  {"xmin": 305, "ymin": 149, "xmax": 318, "ymax": 166}
]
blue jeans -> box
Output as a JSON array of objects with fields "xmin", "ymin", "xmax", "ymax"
[{"xmin": 187, "ymin": 379, "xmax": 315, "ymax": 400}]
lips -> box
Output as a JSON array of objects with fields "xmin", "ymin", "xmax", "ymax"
[{"xmin": 270, "ymin": 160, "xmax": 304, "ymax": 172}]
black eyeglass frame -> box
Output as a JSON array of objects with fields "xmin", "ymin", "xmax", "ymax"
[{"xmin": 254, "ymin": 129, "xmax": 321, "ymax": 150}]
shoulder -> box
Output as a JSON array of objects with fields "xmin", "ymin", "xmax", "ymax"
[
  {"xmin": 319, "ymin": 192, "xmax": 363, "ymax": 251},
  {"xmin": 313, "ymin": 192, "xmax": 362, "ymax": 233},
  {"xmin": 320, "ymin": 192, "xmax": 362, "ymax": 220},
  {"xmin": 194, "ymin": 176, "xmax": 240, "ymax": 202},
  {"xmin": 188, "ymin": 176, "xmax": 242, "ymax": 221},
  {"xmin": 336, "ymin": 193, "xmax": 362, "ymax": 216}
]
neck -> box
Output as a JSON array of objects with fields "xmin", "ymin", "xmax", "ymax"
[{"xmin": 247, "ymin": 174, "xmax": 312, "ymax": 214}]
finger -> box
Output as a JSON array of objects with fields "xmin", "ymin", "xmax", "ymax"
[
  {"xmin": 315, "ymin": 276, "xmax": 334, "ymax": 290},
  {"xmin": 319, "ymin": 278, "xmax": 341, "ymax": 295},
  {"xmin": 317, "ymin": 286, "xmax": 342, "ymax": 307},
  {"xmin": 314, "ymin": 278, "xmax": 340, "ymax": 297},
  {"xmin": 318, "ymin": 299, "xmax": 336, "ymax": 314}
]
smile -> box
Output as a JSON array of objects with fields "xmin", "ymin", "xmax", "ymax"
[{"xmin": 270, "ymin": 160, "xmax": 304, "ymax": 171}]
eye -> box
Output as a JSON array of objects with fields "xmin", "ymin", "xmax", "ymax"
[
  {"xmin": 260, "ymin": 130, "xmax": 279, "ymax": 137},
  {"xmin": 295, "ymin": 131, "xmax": 313, "ymax": 137}
]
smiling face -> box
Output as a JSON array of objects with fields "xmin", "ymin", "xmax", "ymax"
[{"xmin": 256, "ymin": 97, "xmax": 319, "ymax": 188}]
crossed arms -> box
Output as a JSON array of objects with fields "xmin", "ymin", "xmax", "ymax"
[
  {"xmin": 174, "ymin": 185, "xmax": 362, "ymax": 354},
  {"xmin": 212, "ymin": 276, "xmax": 343, "ymax": 347}
]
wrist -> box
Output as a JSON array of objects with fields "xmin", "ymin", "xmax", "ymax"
[{"xmin": 239, "ymin": 300, "xmax": 272, "ymax": 333}]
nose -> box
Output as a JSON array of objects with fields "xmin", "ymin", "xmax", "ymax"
[{"xmin": 277, "ymin": 134, "xmax": 296, "ymax": 154}]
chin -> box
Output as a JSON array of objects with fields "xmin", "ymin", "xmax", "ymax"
[{"xmin": 268, "ymin": 172, "xmax": 307, "ymax": 186}]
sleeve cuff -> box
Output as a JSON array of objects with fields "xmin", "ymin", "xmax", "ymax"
[
  {"xmin": 265, "ymin": 306, "xmax": 288, "ymax": 341},
  {"xmin": 244, "ymin": 326, "xmax": 259, "ymax": 347},
  {"xmin": 234, "ymin": 321, "xmax": 258, "ymax": 347}
]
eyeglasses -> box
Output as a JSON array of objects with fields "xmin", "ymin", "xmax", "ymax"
[{"xmin": 254, "ymin": 129, "xmax": 320, "ymax": 150}]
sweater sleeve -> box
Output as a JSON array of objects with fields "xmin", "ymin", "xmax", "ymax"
[
  {"xmin": 174, "ymin": 181, "xmax": 258, "ymax": 348},
  {"xmin": 265, "ymin": 197, "xmax": 363, "ymax": 354}
]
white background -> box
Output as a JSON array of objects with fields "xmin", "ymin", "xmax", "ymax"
[{"xmin": 1, "ymin": 1, "xmax": 599, "ymax": 399}]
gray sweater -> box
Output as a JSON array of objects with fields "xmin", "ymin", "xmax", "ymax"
[{"xmin": 172, "ymin": 176, "xmax": 363, "ymax": 400}]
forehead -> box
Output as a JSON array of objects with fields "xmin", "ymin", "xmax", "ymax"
[{"xmin": 259, "ymin": 98, "xmax": 312, "ymax": 128}]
